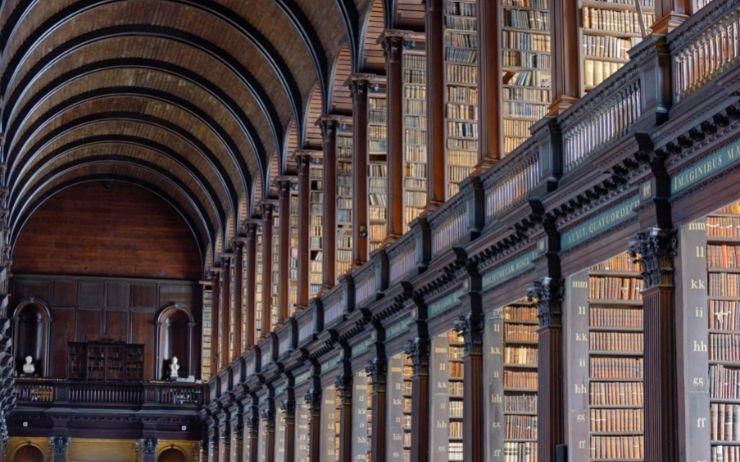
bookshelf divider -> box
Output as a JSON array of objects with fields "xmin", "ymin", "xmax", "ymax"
[
  {"xmin": 336, "ymin": 126, "xmax": 353, "ymax": 279},
  {"xmin": 309, "ymin": 158, "xmax": 324, "ymax": 296},
  {"xmin": 368, "ymin": 86, "xmax": 388, "ymax": 252}
]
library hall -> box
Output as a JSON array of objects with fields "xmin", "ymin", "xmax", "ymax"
[{"xmin": 0, "ymin": 0, "xmax": 737, "ymax": 461}]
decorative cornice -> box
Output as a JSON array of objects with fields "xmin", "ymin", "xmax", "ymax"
[{"xmin": 628, "ymin": 227, "xmax": 677, "ymax": 289}]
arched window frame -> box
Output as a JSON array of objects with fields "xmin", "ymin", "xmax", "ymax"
[{"xmin": 155, "ymin": 303, "xmax": 196, "ymax": 380}]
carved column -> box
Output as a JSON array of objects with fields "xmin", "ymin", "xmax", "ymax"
[
  {"xmin": 477, "ymin": 0, "xmax": 501, "ymax": 167},
  {"xmin": 50, "ymin": 436, "xmax": 70, "ymax": 462},
  {"xmin": 320, "ymin": 117, "xmax": 338, "ymax": 290},
  {"xmin": 549, "ymin": 0, "xmax": 581, "ymax": 114},
  {"xmin": 233, "ymin": 241, "xmax": 244, "ymax": 357},
  {"xmin": 305, "ymin": 386, "xmax": 322, "ymax": 461},
  {"xmin": 405, "ymin": 337, "xmax": 430, "ymax": 462},
  {"xmin": 218, "ymin": 411, "xmax": 231, "ymax": 462},
  {"xmin": 244, "ymin": 223, "xmax": 257, "ymax": 347},
  {"xmin": 382, "ymin": 33, "xmax": 405, "ymax": 240},
  {"xmin": 425, "ymin": 0, "xmax": 445, "ymax": 208},
  {"xmin": 654, "ymin": 0, "xmax": 689, "ymax": 32},
  {"xmin": 206, "ymin": 417, "xmax": 217, "ymax": 462},
  {"xmin": 138, "ymin": 437, "xmax": 158, "ymax": 462},
  {"xmin": 211, "ymin": 271, "xmax": 221, "ymax": 376},
  {"xmin": 278, "ymin": 179, "xmax": 291, "ymax": 321},
  {"xmin": 296, "ymin": 153, "xmax": 311, "ymax": 309},
  {"xmin": 366, "ymin": 357, "xmax": 387, "ymax": 462},
  {"xmin": 261, "ymin": 405, "xmax": 276, "ymax": 462},
  {"xmin": 221, "ymin": 257, "xmax": 231, "ymax": 365},
  {"xmin": 350, "ymin": 76, "xmax": 370, "ymax": 265},
  {"xmin": 335, "ymin": 374, "xmax": 353, "ymax": 462},
  {"xmin": 280, "ymin": 393, "xmax": 296, "ymax": 462},
  {"xmin": 230, "ymin": 405, "xmax": 244, "ymax": 462},
  {"xmin": 454, "ymin": 311, "xmax": 485, "ymax": 462},
  {"xmin": 261, "ymin": 204, "xmax": 274, "ymax": 336},
  {"xmin": 629, "ymin": 228, "xmax": 679, "ymax": 462},
  {"xmin": 527, "ymin": 277, "xmax": 565, "ymax": 462}
]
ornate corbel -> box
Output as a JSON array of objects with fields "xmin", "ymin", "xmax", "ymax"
[{"xmin": 628, "ymin": 227, "xmax": 677, "ymax": 289}]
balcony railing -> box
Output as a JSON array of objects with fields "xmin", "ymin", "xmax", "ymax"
[{"xmin": 14, "ymin": 378, "xmax": 204, "ymax": 408}]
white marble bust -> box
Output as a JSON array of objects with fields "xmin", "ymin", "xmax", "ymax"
[
  {"xmin": 22, "ymin": 356, "xmax": 35, "ymax": 375},
  {"xmin": 169, "ymin": 356, "xmax": 180, "ymax": 379}
]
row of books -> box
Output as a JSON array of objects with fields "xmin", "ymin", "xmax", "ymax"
[
  {"xmin": 711, "ymin": 402, "xmax": 740, "ymax": 441},
  {"xmin": 589, "ymin": 435, "xmax": 643, "ymax": 461},
  {"xmin": 446, "ymin": 0, "xmax": 477, "ymax": 16},
  {"xmin": 444, "ymin": 32, "xmax": 478, "ymax": 49},
  {"xmin": 710, "ymin": 333, "xmax": 740, "ymax": 362},
  {"xmin": 588, "ymin": 276, "xmax": 643, "ymax": 301},
  {"xmin": 505, "ymin": 306, "xmax": 538, "ymax": 322},
  {"xmin": 445, "ymin": 63, "xmax": 477, "ymax": 83},
  {"xmin": 504, "ymin": 415, "xmax": 538, "ymax": 439},
  {"xmin": 404, "ymin": 86, "xmax": 426, "ymax": 101},
  {"xmin": 504, "ymin": 346, "xmax": 538, "ymax": 365},
  {"xmin": 449, "ymin": 421, "xmax": 464, "ymax": 439},
  {"xmin": 504, "ymin": 50, "xmax": 551, "ymax": 71},
  {"xmin": 504, "ymin": 323, "xmax": 538, "ymax": 342},
  {"xmin": 503, "ymin": 31, "xmax": 551, "ymax": 52},
  {"xmin": 591, "ymin": 253, "xmax": 639, "ymax": 272},
  {"xmin": 709, "ymin": 244, "xmax": 740, "ymax": 269},
  {"xmin": 589, "ymin": 381, "xmax": 643, "ymax": 406},
  {"xmin": 581, "ymin": 7, "xmax": 654, "ymax": 34},
  {"xmin": 589, "ymin": 332, "xmax": 643, "ymax": 353},
  {"xmin": 583, "ymin": 59, "xmax": 624, "ymax": 89},
  {"xmin": 709, "ymin": 273, "xmax": 740, "ymax": 298},
  {"xmin": 503, "ymin": 0, "xmax": 549, "ymax": 8},
  {"xmin": 448, "ymin": 86, "xmax": 478, "ymax": 103},
  {"xmin": 445, "ymin": 16, "xmax": 477, "ymax": 31},
  {"xmin": 502, "ymin": 442, "xmax": 537, "ymax": 462},
  {"xmin": 590, "ymin": 356, "xmax": 643, "ymax": 379},
  {"xmin": 706, "ymin": 215, "xmax": 740, "ymax": 239},
  {"xmin": 446, "ymin": 102, "xmax": 478, "ymax": 120},
  {"xmin": 503, "ymin": 101, "xmax": 548, "ymax": 119},
  {"xmin": 504, "ymin": 9, "xmax": 550, "ymax": 31},
  {"xmin": 589, "ymin": 306, "xmax": 643, "ymax": 329},
  {"xmin": 447, "ymin": 121, "xmax": 478, "ymax": 138},
  {"xmin": 586, "ymin": 0, "xmax": 653, "ymax": 5},
  {"xmin": 504, "ymin": 70, "xmax": 551, "ymax": 88},
  {"xmin": 504, "ymin": 370, "xmax": 538, "ymax": 389},
  {"xmin": 447, "ymin": 138, "xmax": 479, "ymax": 151},
  {"xmin": 582, "ymin": 35, "xmax": 639, "ymax": 61},
  {"xmin": 505, "ymin": 394, "xmax": 538, "ymax": 413},
  {"xmin": 589, "ymin": 408, "xmax": 643, "ymax": 433},
  {"xmin": 503, "ymin": 86, "xmax": 551, "ymax": 102},
  {"xmin": 503, "ymin": 119, "xmax": 533, "ymax": 138},
  {"xmin": 710, "ymin": 364, "xmax": 740, "ymax": 400},
  {"xmin": 713, "ymin": 446, "xmax": 740, "ymax": 462},
  {"xmin": 710, "ymin": 301, "xmax": 740, "ymax": 331}
]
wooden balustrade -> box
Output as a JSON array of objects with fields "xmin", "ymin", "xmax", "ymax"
[
  {"xmin": 430, "ymin": 198, "xmax": 468, "ymax": 255},
  {"xmin": 483, "ymin": 143, "xmax": 541, "ymax": 221}
]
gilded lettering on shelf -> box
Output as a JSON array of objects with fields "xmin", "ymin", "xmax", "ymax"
[
  {"xmin": 561, "ymin": 196, "xmax": 639, "ymax": 250},
  {"xmin": 671, "ymin": 138, "xmax": 740, "ymax": 195},
  {"xmin": 695, "ymin": 306, "xmax": 704, "ymax": 318},
  {"xmin": 690, "ymin": 278, "xmax": 706, "ymax": 290},
  {"xmin": 693, "ymin": 340, "xmax": 707, "ymax": 352}
]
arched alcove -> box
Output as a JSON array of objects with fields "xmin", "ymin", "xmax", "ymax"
[
  {"xmin": 11, "ymin": 444, "xmax": 44, "ymax": 462},
  {"xmin": 156, "ymin": 305, "xmax": 195, "ymax": 380},
  {"xmin": 158, "ymin": 448, "xmax": 186, "ymax": 462},
  {"xmin": 12, "ymin": 299, "xmax": 51, "ymax": 377}
]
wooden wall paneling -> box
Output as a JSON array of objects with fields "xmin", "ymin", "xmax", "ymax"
[
  {"xmin": 78, "ymin": 280, "xmax": 105, "ymax": 309},
  {"xmin": 549, "ymin": 0, "xmax": 581, "ymax": 114},
  {"xmin": 478, "ymin": 0, "xmax": 502, "ymax": 166},
  {"xmin": 425, "ymin": 0, "xmax": 446, "ymax": 209},
  {"xmin": 105, "ymin": 309, "xmax": 130, "ymax": 343},
  {"xmin": 14, "ymin": 280, "xmax": 51, "ymax": 303},
  {"xmin": 131, "ymin": 310, "xmax": 156, "ymax": 380},
  {"xmin": 131, "ymin": 283, "xmax": 158, "ymax": 309},
  {"xmin": 76, "ymin": 308, "xmax": 103, "ymax": 343},
  {"xmin": 106, "ymin": 281, "xmax": 130, "ymax": 309},
  {"xmin": 50, "ymin": 308, "xmax": 76, "ymax": 378},
  {"xmin": 382, "ymin": 33, "xmax": 404, "ymax": 240},
  {"xmin": 52, "ymin": 280, "xmax": 77, "ymax": 307}
]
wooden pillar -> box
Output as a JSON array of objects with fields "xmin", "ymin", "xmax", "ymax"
[
  {"xmin": 50, "ymin": 436, "xmax": 70, "ymax": 462},
  {"xmin": 218, "ymin": 411, "xmax": 231, "ymax": 462},
  {"xmin": 207, "ymin": 418, "xmax": 218, "ymax": 462},
  {"xmin": 629, "ymin": 228, "xmax": 679, "ymax": 462},
  {"xmin": 349, "ymin": 76, "xmax": 369, "ymax": 265},
  {"xmin": 366, "ymin": 357, "xmax": 387, "ymax": 462},
  {"xmin": 320, "ymin": 117, "xmax": 338, "ymax": 290},
  {"xmin": 455, "ymin": 311, "xmax": 485, "ymax": 462},
  {"xmin": 261, "ymin": 204, "xmax": 274, "ymax": 336},
  {"xmin": 382, "ymin": 33, "xmax": 404, "ymax": 240},
  {"xmin": 335, "ymin": 374, "xmax": 353, "ymax": 462},
  {"xmin": 211, "ymin": 271, "xmax": 220, "ymax": 376},
  {"xmin": 280, "ymin": 392, "xmax": 296, "ymax": 462},
  {"xmin": 233, "ymin": 242, "xmax": 244, "ymax": 358},
  {"xmin": 405, "ymin": 337, "xmax": 430, "ymax": 462},
  {"xmin": 244, "ymin": 223, "xmax": 257, "ymax": 347},
  {"xmin": 296, "ymin": 154, "xmax": 311, "ymax": 309},
  {"xmin": 549, "ymin": 0, "xmax": 581, "ymax": 114},
  {"xmin": 654, "ymin": 0, "xmax": 689, "ymax": 33},
  {"xmin": 305, "ymin": 386, "xmax": 322, "ymax": 461},
  {"xmin": 262, "ymin": 406, "xmax": 276, "ymax": 462},
  {"xmin": 425, "ymin": 0, "xmax": 445, "ymax": 209},
  {"xmin": 221, "ymin": 257, "xmax": 231, "ymax": 365},
  {"xmin": 527, "ymin": 277, "xmax": 565, "ymax": 462},
  {"xmin": 477, "ymin": 0, "xmax": 501, "ymax": 167},
  {"xmin": 278, "ymin": 179, "xmax": 291, "ymax": 321},
  {"xmin": 247, "ymin": 407, "xmax": 259, "ymax": 462},
  {"xmin": 138, "ymin": 438, "xmax": 158, "ymax": 462}
]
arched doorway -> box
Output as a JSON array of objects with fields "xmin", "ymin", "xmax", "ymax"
[
  {"xmin": 12, "ymin": 444, "xmax": 44, "ymax": 462},
  {"xmin": 156, "ymin": 305, "xmax": 195, "ymax": 380},
  {"xmin": 158, "ymin": 448, "xmax": 186, "ymax": 462},
  {"xmin": 12, "ymin": 299, "xmax": 51, "ymax": 376}
]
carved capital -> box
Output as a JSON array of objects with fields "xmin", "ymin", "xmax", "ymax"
[
  {"xmin": 50, "ymin": 436, "xmax": 69, "ymax": 455},
  {"xmin": 364, "ymin": 357, "xmax": 386, "ymax": 385},
  {"xmin": 279, "ymin": 396, "xmax": 295, "ymax": 413},
  {"xmin": 348, "ymin": 78, "xmax": 369, "ymax": 99},
  {"xmin": 404, "ymin": 337, "xmax": 430, "ymax": 371},
  {"xmin": 453, "ymin": 312, "xmax": 484, "ymax": 354},
  {"xmin": 334, "ymin": 373, "xmax": 350, "ymax": 391},
  {"xmin": 628, "ymin": 227, "xmax": 677, "ymax": 289},
  {"xmin": 382, "ymin": 35, "xmax": 404, "ymax": 63},
  {"xmin": 304, "ymin": 387, "xmax": 320, "ymax": 407},
  {"xmin": 260, "ymin": 406, "xmax": 274, "ymax": 422},
  {"xmin": 139, "ymin": 437, "xmax": 158, "ymax": 455},
  {"xmin": 527, "ymin": 277, "xmax": 564, "ymax": 328}
]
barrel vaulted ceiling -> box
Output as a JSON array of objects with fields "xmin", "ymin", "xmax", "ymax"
[{"xmin": 0, "ymin": 0, "xmax": 378, "ymax": 270}]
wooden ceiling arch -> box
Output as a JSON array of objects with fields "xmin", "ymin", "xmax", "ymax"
[{"xmin": 0, "ymin": 0, "xmax": 373, "ymax": 270}]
